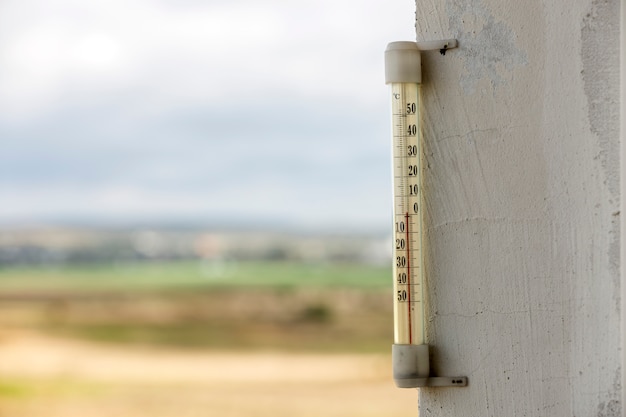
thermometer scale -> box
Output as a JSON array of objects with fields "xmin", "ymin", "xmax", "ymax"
[
  {"xmin": 385, "ymin": 40, "xmax": 467, "ymax": 389},
  {"xmin": 391, "ymin": 79, "xmax": 424, "ymax": 346}
]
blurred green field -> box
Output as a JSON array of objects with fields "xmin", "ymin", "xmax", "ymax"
[
  {"xmin": 0, "ymin": 261, "xmax": 390, "ymax": 293},
  {"xmin": 0, "ymin": 260, "xmax": 393, "ymax": 353}
]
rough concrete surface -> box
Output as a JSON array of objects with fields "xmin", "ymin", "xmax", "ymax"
[{"xmin": 414, "ymin": 0, "xmax": 621, "ymax": 415}]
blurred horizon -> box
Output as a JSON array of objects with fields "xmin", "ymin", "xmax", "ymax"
[
  {"xmin": 0, "ymin": 217, "xmax": 390, "ymax": 236},
  {"xmin": 0, "ymin": 223, "xmax": 392, "ymax": 268}
]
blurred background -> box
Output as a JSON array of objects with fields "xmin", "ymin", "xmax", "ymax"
[{"xmin": 0, "ymin": 0, "xmax": 417, "ymax": 415}]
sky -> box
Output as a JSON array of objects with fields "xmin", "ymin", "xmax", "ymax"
[{"xmin": 0, "ymin": 0, "xmax": 416, "ymax": 233}]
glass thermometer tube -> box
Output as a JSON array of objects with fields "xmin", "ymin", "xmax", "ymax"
[{"xmin": 391, "ymin": 82, "xmax": 424, "ymax": 346}]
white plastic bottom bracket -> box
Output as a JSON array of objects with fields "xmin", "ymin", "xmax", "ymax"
[{"xmin": 392, "ymin": 344, "xmax": 467, "ymax": 388}]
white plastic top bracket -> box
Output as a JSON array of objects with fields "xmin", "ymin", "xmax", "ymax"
[{"xmin": 415, "ymin": 39, "xmax": 458, "ymax": 55}]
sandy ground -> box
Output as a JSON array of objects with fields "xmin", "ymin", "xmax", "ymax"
[{"xmin": 0, "ymin": 332, "xmax": 418, "ymax": 417}]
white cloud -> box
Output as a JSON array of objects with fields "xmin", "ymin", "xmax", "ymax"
[
  {"xmin": 0, "ymin": 0, "xmax": 414, "ymax": 118},
  {"xmin": 74, "ymin": 33, "xmax": 122, "ymax": 71}
]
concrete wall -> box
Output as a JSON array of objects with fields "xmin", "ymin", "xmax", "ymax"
[{"xmin": 415, "ymin": 0, "xmax": 621, "ymax": 415}]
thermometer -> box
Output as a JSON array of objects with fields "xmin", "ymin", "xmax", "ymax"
[
  {"xmin": 385, "ymin": 40, "xmax": 467, "ymax": 389},
  {"xmin": 388, "ymin": 44, "xmax": 425, "ymax": 348}
]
